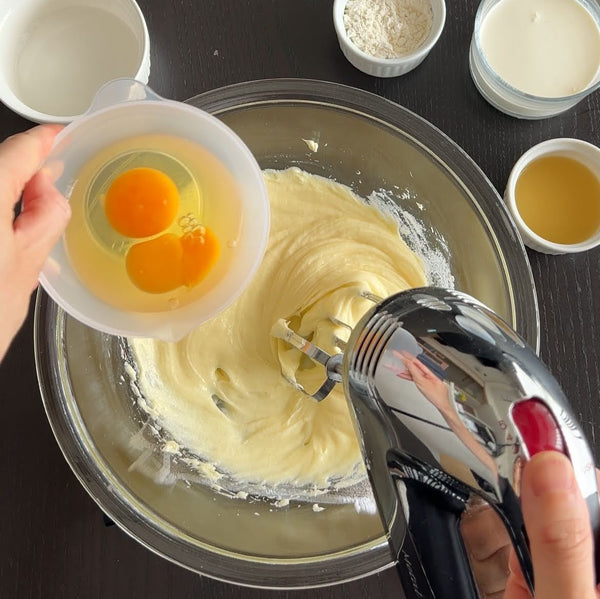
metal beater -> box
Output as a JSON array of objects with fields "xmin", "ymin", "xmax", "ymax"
[{"xmin": 272, "ymin": 287, "xmax": 599, "ymax": 599}]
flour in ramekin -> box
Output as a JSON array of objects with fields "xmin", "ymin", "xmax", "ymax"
[{"xmin": 344, "ymin": 0, "xmax": 433, "ymax": 58}]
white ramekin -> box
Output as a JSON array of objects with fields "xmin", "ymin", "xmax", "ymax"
[
  {"xmin": 333, "ymin": 0, "xmax": 446, "ymax": 78},
  {"xmin": 505, "ymin": 138, "xmax": 600, "ymax": 254}
]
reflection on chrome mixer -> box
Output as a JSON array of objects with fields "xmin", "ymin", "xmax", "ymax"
[{"xmin": 275, "ymin": 287, "xmax": 599, "ymax": 599}]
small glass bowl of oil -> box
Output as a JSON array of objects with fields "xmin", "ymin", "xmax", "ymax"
[
  {"xmin": 505, "ymin": 138, "xmax": 600, "ymax": 254},
  {"xmin": 40, "ymin": 79, "xmax": 269, "ymax": 341}
]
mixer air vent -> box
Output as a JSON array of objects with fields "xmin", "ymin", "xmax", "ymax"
[{"xmin": 350, "ymin": 311, "xmax": 402, "ymax": 385}]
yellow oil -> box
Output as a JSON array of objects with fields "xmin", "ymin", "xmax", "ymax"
[
  {"xmin": 515, "ymin": 155, "xmax": 600, "ymax": 245},
  {"xmin": 64, "ymin": 134, "xmax": 243, "ymax": 313}
]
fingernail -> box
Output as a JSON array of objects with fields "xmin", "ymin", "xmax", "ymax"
[{"xmin": 527, "ymin": 451, "xmax": 575, "ymax": 497}]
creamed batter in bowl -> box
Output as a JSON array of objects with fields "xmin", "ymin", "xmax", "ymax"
[{"xmin": 129, "ymin": 167, "xmax": 427, "ymax": 491}]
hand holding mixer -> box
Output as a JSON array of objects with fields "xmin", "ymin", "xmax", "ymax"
[{"xmin": 273, "ymin": 287, "xmax": 599, "ymax": 598}]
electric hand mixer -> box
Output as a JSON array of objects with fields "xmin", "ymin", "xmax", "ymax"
[{"xmin": 272, "ymin": 287, "xmax": 599, "ymax": 598}]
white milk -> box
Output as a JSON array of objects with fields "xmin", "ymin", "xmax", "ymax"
[
  {"xmin": 14, "ymin": 6, "xmax": 142, "ymax": 116},
  {"xmin": 480, "ymin": 0, "xmax": 600, "ymax": 97}
]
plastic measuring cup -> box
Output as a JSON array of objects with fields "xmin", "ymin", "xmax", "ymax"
[{"xmin": 40, "ymin": 79, "xmax": 270, "ymax": 342}]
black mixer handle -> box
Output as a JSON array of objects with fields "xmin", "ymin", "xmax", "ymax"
[{"xmin": 393, "ymin": 476, "xmax": 480, "ymax": 599}]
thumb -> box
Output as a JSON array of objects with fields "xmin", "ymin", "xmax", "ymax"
[
  {"xmin": 14, "ymin": 168, "xmax": 70, "ymax": 280},
  {"xmin": 521, "ymin": 451, "xmax": 596, "ymax": 599}
]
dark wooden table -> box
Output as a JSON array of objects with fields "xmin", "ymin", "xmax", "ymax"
[{"xmin": 1, "ymin": 1, "xmax": 598, "ymax": 597}]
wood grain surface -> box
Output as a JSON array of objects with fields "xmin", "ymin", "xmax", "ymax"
[{"xmin": 0, "ymin": 1, "xmax": 598, "ymax": 597}]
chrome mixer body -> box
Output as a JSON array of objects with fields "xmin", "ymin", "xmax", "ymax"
[{"xmin": 275, "ymin": 287, "xmax": 599, "ymax": 599}]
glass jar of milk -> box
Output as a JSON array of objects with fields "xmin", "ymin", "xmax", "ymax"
[{"xmin": 469, "ymin": 0, "xmax": 600, "ymax": 119}]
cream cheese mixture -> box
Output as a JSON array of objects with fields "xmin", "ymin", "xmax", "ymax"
[{"xmin": 130, "ymin": 168, "xmax": 427, "ymax": 491}]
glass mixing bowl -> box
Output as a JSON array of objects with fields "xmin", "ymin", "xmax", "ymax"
[{"xmin": 34, "ymin": 79, "xmax": 539, "ymax": 589}]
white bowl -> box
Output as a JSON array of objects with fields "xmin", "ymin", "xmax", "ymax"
[
  {"xmin": 333, "ymin": 0, "xmax": 446, "ymax": 77},
  {"xmin": 505, "ymin": 138, "xmax": 600, "ymax": 254},
  {"xmin": 0, "ymin": 0, "xmax": 150, "ymax": 123}
]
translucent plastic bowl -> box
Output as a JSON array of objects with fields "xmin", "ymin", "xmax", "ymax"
[
  {"xmin": 40, "ymin": 79, "xmax": 269, "ymax": 342},
  {"xmin": 35, "ymin": 79, "xmax": 539, "ymax": 589}
]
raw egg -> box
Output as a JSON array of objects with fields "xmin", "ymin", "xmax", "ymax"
[
  {"xmin": 126, "ymin": 233, "xmax": 184, "ymax": 294},
  {"xmin": 126, "ymin": 228, "xmax": 221, "ymax": 294},
  {"xmin": 64, "ymin": 134, "xmax": 239, "ymax": 313},
  {"xmin": 181, "ymin": 227, "xmax": 220, "ymax": 287},
  {"xmin": 105, "ymin": 167, "xmax": 179, "ymax": 238}
]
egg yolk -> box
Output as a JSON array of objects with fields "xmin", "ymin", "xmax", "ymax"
[
  {"xmin": 181, "ymin": 228, "xmax": 220, "ymax": 287},
  {"xmin": 126, "ymin": 234, "xmax": 184, "ymax": 294},
  {"xmin": 105, "ymin": 168, "xmax": 179, "ymax": 238},
  {"xmin": 126, "ymin": 228, "xmax": 220, "ymax": 294}
]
